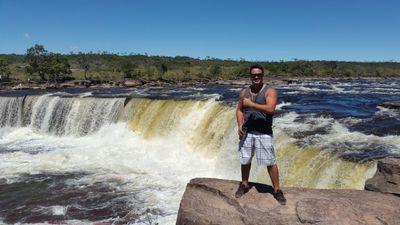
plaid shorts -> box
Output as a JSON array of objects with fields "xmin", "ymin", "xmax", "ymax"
[{"xmin": 238, "ymin": 133, "xmax": 276, "ymax": 166}]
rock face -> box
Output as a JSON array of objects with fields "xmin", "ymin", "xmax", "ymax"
[
  {"xmin": 176, "ymin": 178, "xmax": 400, "ymax": 225},
  {"xmin": 365, "ymin": 157, "xmax": 400, "ymax": 196}
]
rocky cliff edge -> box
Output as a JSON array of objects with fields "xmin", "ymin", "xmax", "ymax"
[{"xmin": 177, "ymin": 176, "xmax": 400, "ymax": 225}]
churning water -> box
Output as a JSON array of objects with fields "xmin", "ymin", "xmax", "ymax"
[{"xmin": 0, "ymin": 79, "xmax": 399, "ymax": 224}]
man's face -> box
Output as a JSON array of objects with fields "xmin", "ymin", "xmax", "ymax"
[{"xmin": 250, "ymin": 68, "xmax": 263, "ymax": 84}]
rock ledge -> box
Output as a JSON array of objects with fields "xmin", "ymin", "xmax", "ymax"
[
  {"xmin": 176, "ymin": 178, "xmax": 400, "ymax": 225},
  {"xmin": 365, "ymin": 157, "xmax": 400, "ymax": 196}
]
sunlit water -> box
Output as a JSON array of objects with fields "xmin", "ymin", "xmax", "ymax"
[{"xmin": 0, "ymin": 78, "xmax": 399, "ymax": 224}]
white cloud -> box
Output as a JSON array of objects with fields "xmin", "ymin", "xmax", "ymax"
[{"xmin": 23, "ymin": 33, "xmax": 31, "ymax": 39}]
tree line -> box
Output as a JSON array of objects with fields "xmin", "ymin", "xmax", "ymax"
[{"xmin": 1, "ymin": 44, "xmax": 400, "ymax": 83}]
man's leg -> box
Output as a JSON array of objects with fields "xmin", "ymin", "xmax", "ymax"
[
  {"xmin": 241, "ymin": 163, "xmax": 251, "ymax": 187},
  {"xmin": 255, "ymin": 134, "xmax": 280, "ymax": 192},
  {"xmin": 267, "ymin": 164, "xmax": 279, "ymax": 192},
  {"xmin": 238, "ymin": 133, "xmax": 253, "ymax": 189},
  {"xmin": 236, "ymin": 163, "xmax": 251, "ymax": 198},
  {"xmin": 268, "ymin": 164, "xmax": 286, "ymax": 205},
  {"xmin": 255, "ymin": 134, "xmax": 286, "ymax": 204},
  {"xmin": 236, "ymin": 136, "xmax": 253, "ymax": 198}
]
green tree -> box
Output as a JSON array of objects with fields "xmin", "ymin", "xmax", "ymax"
[
  {"xmin": 289, "ymin": 60, "xmax": 314, "ymax": 76},
  {"xmin": 161, "ymin": 63, "xmax": 168, "ymax": 74},
  {"xmin": 233, "ymin": 64, "xmax": 249, "ymax": 77},
  {"xmin": 146, "ymin": 65, "xmax": 159, "ymax": 79},
  {"xmin": 210, "ymin": 65, "xmax": 222, "ymax": 78},
  {"xmin": 0, "ymin": 58, "xmax": 11, "ymax": 82},
  {"xmin": 118, "ymin": 59, "xmax": 137, "ymax": 79},
  {"xmin": 153, "ymin": 63, "xmax": 168, "ymax": 80},
  {"xmin": 77, "ymin": 52, "xmax": 91, "ymax": 80},
  {"xmin": 45, "ymin": 54, "xmax": 72, "ymax": 83},
  {"xmin": 25, "ymin": 44, "xmax": 48, "ymax": 81},
  {"xmin": 324, "ymin": 61, "xmax": 338, "ymax": 75}
]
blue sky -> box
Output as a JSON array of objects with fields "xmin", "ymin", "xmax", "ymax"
[{"xmin": 1, "ymin": 0, "xmax": 399, "ymax": 61}]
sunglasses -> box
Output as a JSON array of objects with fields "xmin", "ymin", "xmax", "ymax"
[{"xmin": 250, "ymin": 73, "xmax": 263, "ymax": 78}]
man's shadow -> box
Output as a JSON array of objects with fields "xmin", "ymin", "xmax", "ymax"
[{"xmin": 247, "ymin": 181, "xmax": 275, "ymax": 195}]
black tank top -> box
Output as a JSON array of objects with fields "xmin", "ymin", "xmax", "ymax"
[{"xmin": 242, "ymin": 85, "xmax": 273, "ymax": 135}]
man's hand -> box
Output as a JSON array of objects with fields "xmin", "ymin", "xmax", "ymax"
[
  {"xmin": 238, "ymin": 125, "xmax": 244, "ymax": 139},
  {"xmin": 242, "ymin": 98, "xmax": 253, "ymax": 107}
]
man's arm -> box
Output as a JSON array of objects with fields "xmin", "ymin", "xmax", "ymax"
[
  {"xmin": 243, "ymin": 87, "xmax": 277, "ymax": 114},
  {"xmin": 236, "ymin": 90, "xmax": 245, "ymax": 138}
]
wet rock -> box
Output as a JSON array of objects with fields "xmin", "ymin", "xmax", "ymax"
[
  {"xmin": 41, "ymin": 83, "xmax": 58, "ymax": 89},
  {"xmin": 176, "ymin": 178, "xmax": 400, "ymax": 225},
  {"xmin": 230, "ymin": 80, "xmax": 247, "ymax": 85},
  {"xmin": 60, "ymin": 82, "xmax": 78, "ymax": 88},
  {"xmin": 378, "ymin": 101, "xmax": 400, "ymax": 109},
  {"xmin": 12, "ymin": 83, "xmax": 31, "ymax": 90},
  {"xmin": 365, "ymin": 157, "xmax": 400, "ymax": 196},
  {"xmin": 282, "ymin": 79, "xmax": 295, "ymax": 84},
  {"xmin": 67, "ymin": 80, "xmax": 92, "ymax": 86},
  {"xmin": 214, "ymin": 80, "xmax": 247, "ymax": 85},
  {"xmin": 124, "ymin": 79, "xmax": 143, "ymax": 87}
]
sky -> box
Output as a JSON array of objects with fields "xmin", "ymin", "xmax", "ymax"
[{"xmin": 1, "ymin": 0, "xmax": 399, "ymax": 61}]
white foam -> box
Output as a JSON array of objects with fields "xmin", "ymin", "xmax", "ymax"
[
  {"xmin": 284, "ymin": 91, "xmax": 300, "ymax": 94},
  {"xmin": 330, "ymin": 84, "xmax": 345, "ymax": 92},
  {"xmin": 78, "ymin": 92, "xmax": 93, "ymax": 98},
  {"xmin": 275, "ymin": 79, "xmax": 400, "ymax": 94},
  {"xmin": 49, "ymin": 205, "xmax": 68, "ymax": 216},
  {"xmin": 16, "ymin": 220, "xmax": 93, "ymax": 225},
  {"xmin": 276, "ymin": 101, "xmax": 291, "ymax": 110},
  {"xmin": 0, "ymin": 123, "xmax": 239, "ymax": 225},
  {"xmin": 326, "ymin": 122, "xmax": 400, "ymax": 154},
  {"xmin": 188, "ymin": 93, "xmax": 222, "ymax": 100},
  {"xmin": 275, "ymin": 112, "xmax": 333, "ymax": 134},
  {"xmin": 47, "ymin": 91, "xmax": 74, "ymax": 96},
  {"xmin": 375, "ymin": 106, "xmax": 400, "ymax": 117},
  {"xmin": 274, "ymin": 111, "xmax": 400, "ymax": 155}
]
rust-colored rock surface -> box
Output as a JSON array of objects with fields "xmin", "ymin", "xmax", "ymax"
[{"xmin": 176, "ymin": 178, "xmax": 400, "ymax": 225}]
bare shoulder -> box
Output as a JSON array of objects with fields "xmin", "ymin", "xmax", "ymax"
[
  {"xmin": 239, "ymin": 87, "xmax": 247, "ymax": 98},
  {"xmin": 237, "ymin": 88, "xmax": 247, "ymax": 109},
  {"xmin": 265, "ymin": 85, "xmax": 277, "ymax": 96}
]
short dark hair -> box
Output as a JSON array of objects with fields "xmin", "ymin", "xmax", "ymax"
[{"xmin": 249, "ymin": 64, "xmax": 264, "ymax": 75}]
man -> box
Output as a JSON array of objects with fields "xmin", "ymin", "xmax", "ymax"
[{"xmin": 235, "ymin": 64, "xmax": 286, "ymax": 205}]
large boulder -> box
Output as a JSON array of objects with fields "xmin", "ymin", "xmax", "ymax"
[
  {"xmin": 365, "ymin": 157, "xmax": 400, "ymax": 196},
  {"xmin": 176, "ymin": 178, "xmax": 400, "ymax": 225}
]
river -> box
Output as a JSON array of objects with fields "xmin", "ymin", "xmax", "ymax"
[{"xmin": 0, "ymin": 79, "xmax": 399, "ymax": 224}]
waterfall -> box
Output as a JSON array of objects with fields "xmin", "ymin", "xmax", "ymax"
[
  {"xmin": 0, "ymin": 96, "xmax": 24, "ymax": 127},
  {"xmin": 119, "ymin": 97, "xmax": 376, "ymax": 189},
  {"xmin": 1, "ymin": 95, "xmax": 124, "ymax": 136},
  {"xmin": 0, "ymin": 95, "xmax": 376, "ymax": 189}
]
